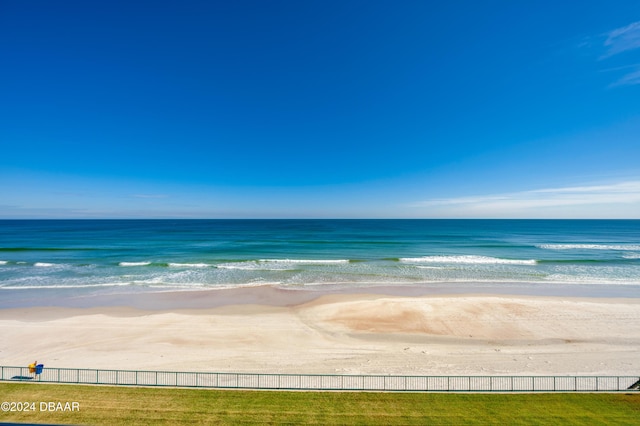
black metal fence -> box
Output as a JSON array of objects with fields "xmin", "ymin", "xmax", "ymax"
[{"xmin": 1, "ymin": 366, "xmax": 638, "ymax": 392}]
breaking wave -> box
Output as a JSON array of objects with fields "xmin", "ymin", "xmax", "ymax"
[
  {"xmin": 168, "ymin": 263, "xmax": 211, "ymax": 268},
  {"xmin": 537, "ymin": 244, "xmax": 640, "ymax": 251},
  {"xmin": 400, "ymin": 255, "xmax": 537, "ymax": 265}
]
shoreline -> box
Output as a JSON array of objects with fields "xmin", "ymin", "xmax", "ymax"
[
  {"xmin": 1, "ymin": 285, "xmax": 639, "ymax": 376},
  {"xmin": 2, "ymin": 281, "xmax": 640, "ymax": 310}
]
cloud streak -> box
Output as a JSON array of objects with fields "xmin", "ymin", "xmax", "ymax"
[
  {"xmin": 603, "ymin": 21, "xmax": 640, "ymax": 58},
  {"xmin": 609, "ymin": 66, "xmax": 640, "ymax": 87},
  {"xmin": 599, "ymin": 20, "xmax": 640, "ymax": 87},
  {"xmin": 413, "ymin": 181, "xmax": 640, "ymax": 218}
]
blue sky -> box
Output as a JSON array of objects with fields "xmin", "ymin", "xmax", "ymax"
[{"xmin": 1, "ymin": 1, "xmax": 639, "ymax": 218}]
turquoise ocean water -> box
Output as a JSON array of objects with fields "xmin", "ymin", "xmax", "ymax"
[{"xmin": 1, "ymin": 220, "xmax": 639, "ymax": 303}]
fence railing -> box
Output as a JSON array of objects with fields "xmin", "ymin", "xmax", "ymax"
[{"xmin": 1, "ymin": 366, "xmax": 638, "ymax": 392}]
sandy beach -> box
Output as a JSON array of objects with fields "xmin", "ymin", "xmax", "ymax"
[{"xmin": 1, "ymin": 286, "xmax": 639, "ymax": 376}]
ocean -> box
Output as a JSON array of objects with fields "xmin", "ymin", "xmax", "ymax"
[{"xmin": 1, "ymin": 220, "xmax": 639, "ymax": 303}]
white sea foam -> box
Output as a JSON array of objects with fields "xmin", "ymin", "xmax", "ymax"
[
  {"xmin": 0, "ymin": 282, "xmax": 132, "ymax": 290},
  {"xmin": 258, "ymin": 259, "xmax": 350, "ymax": 264},
  {"xmin": 217, "ymin": 259, "xmax": 350, "ymax": 271},
  {"xmin": 155, "ymin": 281, "xmax": 284, "ymax": 291},
  {"xmin": 119, "ymin": 262, "xmax": 152, "ymax": 267},
  {"xmin": 537, "ymin": 244, "xmax": 640, "ymax": 251},
  {"xmin": 34, "ymin": 262, "xmax": 56, "ymax": 267},
  {"xmin": 400, "ymin": 255, "xmax": 537, "ymax": 266},
  {"xmin": 0, "ymin": 261, "xmax": 7, "ymax": 265},
  {"xmin": 622, "ymin": 253, "xmax": 640, "ymax": 259},
  {"xmin": 544, "ymin": 273, "xmax": 638, "ymax": 285},
  {"xmin": 168, "ymin": 263, "xmax": 211, "ymax": 268},
  {"xmin": 147, "ymin": 284, "xmax": 208, "ymax": 289},
  {"xmin": 216, "ymin": 262, "xmax": 294, "ymax": 271}
]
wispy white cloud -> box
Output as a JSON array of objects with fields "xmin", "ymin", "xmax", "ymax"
[
  {"xmin": 528, "ymin": 181, "xmax": 640, "ymax": 195},
  {"xmin": 599, "ymin": 20, "xmax": 640, "ymax": 87},
  {"xmin": 610, "ymin": 67, "xmax": 640, "ymax": 87},
  {"xmin": 412, "ymin": 181, "xmax": 640, "ymax": 218},
  {"xmin": 602, "ymin": 21, "xmax": 640, "ymax": 58}
]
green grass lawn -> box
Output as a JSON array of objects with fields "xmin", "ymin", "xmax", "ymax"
[{"xmin": 1, "ymin": 382, "xmax": 638, "ymax": 425}]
